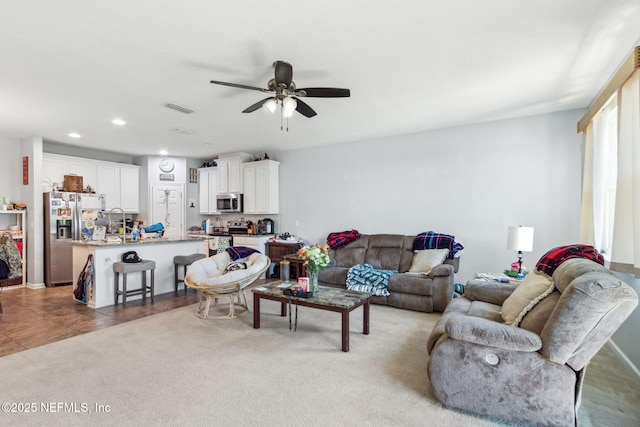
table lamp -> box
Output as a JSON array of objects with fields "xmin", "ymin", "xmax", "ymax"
[{"xmin": 507, "ymin": 226, "xmax": 534, "ymax": 274}]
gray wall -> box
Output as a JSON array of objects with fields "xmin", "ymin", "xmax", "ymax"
[{"xmin": 278, "ymin": 109, "xmax": 584, "ymax": 282}]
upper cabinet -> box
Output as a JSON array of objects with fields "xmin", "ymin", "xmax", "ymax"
[
  {"xmin": 198, "ymin": 167, "xmax": 219, "ymax": 214},
  {"xmin": 242, "ymin": 160, "xmax": 280, "ymax": 214},
  {"xmin": 216, "ymin": 152, "xmax": 252, "ymax": 194},
  {"xmin": 43, "ymin": 153, "xmax": 140, "ymax": 213},
  {"xmin": 99, "ymin": 164, "xmax": 140, "ymax": 213}
]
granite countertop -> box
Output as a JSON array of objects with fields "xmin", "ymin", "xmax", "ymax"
[{"xmin": 70, "ymin": 236, "xmax": 207, "ymax": 247}]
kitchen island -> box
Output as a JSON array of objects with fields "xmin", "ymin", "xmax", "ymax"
[{"xmin": 71, "ymin": 237, "xmax": 208, "ymax": 308}]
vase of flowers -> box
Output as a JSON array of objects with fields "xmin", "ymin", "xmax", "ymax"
[{"xmin": 297, "ymin": 244, "xmax": 330, "ymax": 292}]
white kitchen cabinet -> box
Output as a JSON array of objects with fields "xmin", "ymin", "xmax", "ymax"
[
  {"xmin": 68, "ymin": 159, "xmax": 98, "ymax": 191},
  {"xmin": 119, "ymin": 166, "xmax": 139, "ymax": 213},
  {"xmin": 43, "ymin": 153, "xmax": 139, "ymax": 213},
  {"xmin": 42, "ymin": 154, "xmax": 70, "ymax": 191},
  {"xmin": 97, "ymin": 165, "xmax": 118, "ymax": 210},
  {"xmin": 242, "ymin": 160, "xmax": 279, "ymax": 214},
  {"xmin": 97, "ymin": 164, "xmax": 140, "ymax": 213},
  {"xmin": 198, "ymin": 167, "xmax": 219, "ymax": 214},
  {"xmin": 217, "ymin": 153, "xmax": 252, "ymax": 194}
]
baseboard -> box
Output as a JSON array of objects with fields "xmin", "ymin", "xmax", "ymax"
[
  {"xmin": 27, "ymin": 282, "xmax": 46, "ymax": 289},
  {"xmin": 608, "ymin": 338, "xmax": 640, "ymax": 379}
]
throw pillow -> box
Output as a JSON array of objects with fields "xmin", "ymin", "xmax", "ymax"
[
  {"xmin": 408, "ymin": 249, "xmax": 449, "ymax": 274},
  {"xmin": 226, "ymin": 246, "xmax": 259, "ymax": 261},
  {"xmin": 501, "ymin": 270, "xmax": 555, "ymax": 326},
  {"xmin": 223, "ymin": 261, "xmax": 247, "ymax": 274}
]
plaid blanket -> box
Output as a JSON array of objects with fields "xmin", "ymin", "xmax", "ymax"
[
  {"xmin": 226, "ymin": 246, "xmax": 259, "ymax": 261},
  {"xmin": 346, "ymin": 263, "xmax": 398, "ymax": 296},
  {"xmin": 412, "ymin": 231, "xmax": 464, "ymax": 259},
  {"xmin": 327, "ymin": 229, "xmax": 361, "ymax": 250},
  {"xmin": 535, "ymin": 244, "xmax": 604, "ymax": 277}
]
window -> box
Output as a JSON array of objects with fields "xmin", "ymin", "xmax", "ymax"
[{"xmin": 590, "ymin": 95, "xmax": 618, "ymax": 259}]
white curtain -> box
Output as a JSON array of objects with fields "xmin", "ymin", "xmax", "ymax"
[
  {"xmin": 610, "ymin": 70, "xmax": 640, "ymax": 277},
  {"xmin": 579, "ymin": 122, "xmax": 595, "ymax": 245},
  {"xmin": 579, "ymin": 97, "xmax": 617, "ymax": 254}
]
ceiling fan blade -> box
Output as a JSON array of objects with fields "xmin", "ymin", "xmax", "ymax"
[
  {"xmin": 274, "ymin": 61, "xmax": 293, "ymax": 88},
  {"xmin": 292, "ymin": 97, "xmax": 317, "ymax": 118},
  {"xmin": 297, "ymin": 87, "xmax": 350, "ymax": 98},
  {"xmin": 242, "ymin": 97, "xmax": 273, "ymax": 113},
  {"xmin": 210, "ymin": 80, "xmax": 271, "ymax": 93}
]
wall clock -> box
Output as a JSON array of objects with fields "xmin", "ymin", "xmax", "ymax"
[{"xmin": 159, "ymin": 158, "xmax": 175, "ymax": 173}]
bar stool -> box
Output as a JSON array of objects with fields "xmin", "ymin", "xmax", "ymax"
[
  {"xmin": 174, "ymin": 253, "xmax": 206, "ymax": 293},
  {"xmin": 113, "ymin": 260, "xmax": 156, "ymax": 308}
]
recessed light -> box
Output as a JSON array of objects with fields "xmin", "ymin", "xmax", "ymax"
[
  {"xmin": 159, "ymin": 150, "xmax": 169, "ymax": 155},
  {"xmin": 202, "ymin": 143, "xmax": 212, "ymax": 147},
  {"xmin": 112, "ymin": 118, "xmax": 126, "ymax": 126},
  {"xmin": 68, "ymin": 132, "xmax": 81, "ymax": 138}
]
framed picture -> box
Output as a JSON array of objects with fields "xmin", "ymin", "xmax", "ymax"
[{"xmin": 297, "ymin": 277, "xmax": 309, "ymax": 292}]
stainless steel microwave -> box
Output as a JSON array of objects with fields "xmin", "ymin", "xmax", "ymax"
[{"xmin": 216, "ymin": 193, "xmax": 243, "ymax": 213}]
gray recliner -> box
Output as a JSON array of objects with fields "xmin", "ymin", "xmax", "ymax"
[{"xmin": 426, "ymin": 258, "xmax": 638, "ymax": 427}]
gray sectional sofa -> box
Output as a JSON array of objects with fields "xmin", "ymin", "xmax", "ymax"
[{"xmin": 317, "ymin": 234, "xmax": 459, "ymax": 312}]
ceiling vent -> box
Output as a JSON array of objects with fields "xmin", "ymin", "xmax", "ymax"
[{"xmin": 163, "ymin": 103, "xmax": 195, "ymax": 114}]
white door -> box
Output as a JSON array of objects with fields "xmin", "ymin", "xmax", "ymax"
[{"xmin": 150, "ymin": 183, "xmax": 184, "ymax": 238}]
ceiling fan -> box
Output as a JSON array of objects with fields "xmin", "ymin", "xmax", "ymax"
[{"xmin": 210, "ymin": 60, "xmax": 350, "ymax": 129}]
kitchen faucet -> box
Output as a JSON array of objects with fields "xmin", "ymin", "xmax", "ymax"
[{"xmin": 108, "ymin": 207, "xmax": 126, "ymax": 241}]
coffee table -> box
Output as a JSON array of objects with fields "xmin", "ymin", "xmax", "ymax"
[{"xmin": 252, "ymin": 282, "xmax": 371, "ymax": 352}]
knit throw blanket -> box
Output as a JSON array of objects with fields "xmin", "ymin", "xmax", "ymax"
[{"xmin": 346, "ymin": 264, "xmax": 398, "ymax": 297}]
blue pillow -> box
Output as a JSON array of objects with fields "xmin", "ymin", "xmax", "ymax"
[{"xmin": 226, "ymin": 246, "xmax": 259, "ymax": 261}]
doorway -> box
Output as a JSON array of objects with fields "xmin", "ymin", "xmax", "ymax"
[{"xmin": 150, "ymin": 183, "xmax": 184, "ymax": 238}]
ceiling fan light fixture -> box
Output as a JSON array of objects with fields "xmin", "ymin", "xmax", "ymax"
[
  {"xmin": 282, "ymin": 97, "xmax": 297, "ymax": 117},
  {"xmin": 264, "ymin": 99, "xmax": 277, "ymax": 114}
]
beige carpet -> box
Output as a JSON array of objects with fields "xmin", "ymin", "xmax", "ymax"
[{"xmin": 0, "ymin": 299, "xmax": 635, "ymax": 426}]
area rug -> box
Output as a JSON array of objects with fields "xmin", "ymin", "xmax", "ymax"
[{"xmin": 0, "ymin": 300, "xmax": 544, "ymax": 426}]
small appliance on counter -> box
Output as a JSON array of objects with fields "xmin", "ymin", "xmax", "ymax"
[
  {"xmin": 227, "ymin": 220, "xmax": 251, "ymax": 235},
  {"xmin": 256, "ymin": 218, "xmax": 274, "ymax": 235}
]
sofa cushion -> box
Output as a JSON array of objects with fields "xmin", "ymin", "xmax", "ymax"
[
  {"xmin": 318, "ymin": 266, "xmax": 349, "ymax": 286},
  {"xmin": 388, "ymin": 273, "xmax": 433, "ymax": 296},
  {"xmin": 552, "ymin": 257, "xmax": 613, "ymax": 292},
  {"xmin": 501, "ymin": 270, "xmax": 555, "ymax": 326},
  {"xmin": 364, "ymin": 234, "xmax": 405, "ymax": 271},
  {"xmin": 331, "ymin": 235, "xmax": 369, "ymax": 267},
  {"xmin": 408, "ymin": 248, "xmax": 449, "ymax": 274},
  {"xmin": 519, "ymin": 291, "xmax": 561, "ymax": 335}
]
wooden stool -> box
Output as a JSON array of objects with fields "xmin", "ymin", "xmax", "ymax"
[
  {"xmin": 113, "ymin": 260, "xmax": 156, "ymax": 308},
  {"xmin": 174, "ymin": 253, "xmax": 206, "ymax": 293}
]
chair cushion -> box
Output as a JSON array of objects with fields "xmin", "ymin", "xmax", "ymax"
[
  {"xmin": 501, "ymin": 270, "xmax": 555, "ymax": 326},
  {"xmin": 186, "ymin": 252, "xmax": 268, "ymax": 288}
]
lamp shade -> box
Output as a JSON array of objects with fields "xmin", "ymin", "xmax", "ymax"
[
  {"xmin": 507, "ymin": 226, "xmax": 534, "ymax": 252},
  {"xmin": 263, "ymin": 99, "xmax": 277, "ymax": 114},
  {"xmin": 282, "ymin": 97, "xmax": 297, "ymax": 117}
]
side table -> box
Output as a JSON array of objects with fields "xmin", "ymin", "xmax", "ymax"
[{"xmin": 265, "ymin": 241, "xmax": 303, "ymax": 278}]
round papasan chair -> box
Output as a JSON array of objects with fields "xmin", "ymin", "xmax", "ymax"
[{"xmin": 185, "ymin": 251, "xmax": 271, "ymax": 319}]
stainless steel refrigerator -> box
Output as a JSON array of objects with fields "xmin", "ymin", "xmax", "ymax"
[{"xmin": 44, "ymin": 192, "xmax": 106, "ymax": 287}]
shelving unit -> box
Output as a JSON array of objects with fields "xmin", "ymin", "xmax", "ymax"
[{"xmin": 0, "ymin": 209, "xmax": 26, "ymax": 287}]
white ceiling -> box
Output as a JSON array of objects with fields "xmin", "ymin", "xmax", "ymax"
[{"xmin": 2, "ymin": 1, "xmax": 640, "ymax": 159}]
